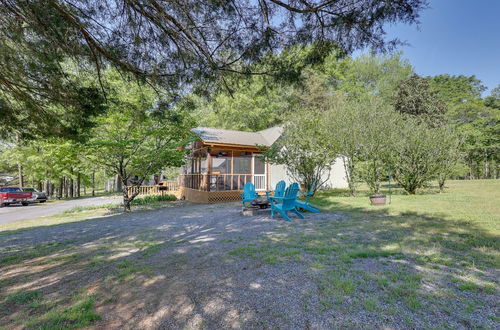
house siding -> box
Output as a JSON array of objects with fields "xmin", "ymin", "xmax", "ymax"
[{"xmin": 269, "ymin": 157, "xmax": 348, "ymax": 190}]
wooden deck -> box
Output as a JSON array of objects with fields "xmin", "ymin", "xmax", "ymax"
[
  {"xmin": 127, "ymin": 180, "xmax": 181, "ymax": 198},
  {"xmin": 127, "ymin": 180, "xmax": 248, "ymax": 203}
]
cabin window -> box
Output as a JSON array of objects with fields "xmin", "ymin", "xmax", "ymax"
[
  {"xmin": 233, "ymin": 156, "xmax": 251, "ymax": 174},
  {"xmin": 254, "ymin": 157, "xmax": 265, "ymax": 174},
  {"xmin": 212, "ymin": 157, "xmax": 231, "ymax": 174}
]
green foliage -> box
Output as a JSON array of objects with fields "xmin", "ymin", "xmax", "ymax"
[
  {"xmin": 195, "ymin": 78, "xmax": 291, "ymax": 131},
  {"xmin": 394, "ymin": 74, "xmax": 447, "ymax": 125},
  {"xmin": 0, "ymin": 1, "xmax": 427, "ymax": 136},
  {"xmin": 265, "ymin": 70, "xmax": 341, "ymax": 192},
  {"xmin": 27, "ymin": 295, "xmax": 100, "ymax": 329},
  {"xmin": 431, "ymin": 77, "xmax": 499, "ymax": 179},
  {"xmin": 88, "ymin": 70, "xmax": 195, "ymax": 211},
  {"xmin": 484, "ymin": 85, "xmax": 500, "ymax": 109},
  {"xmin": 4, "ymin": 290, "xmax": 41, "ymax": 305},
  {"xmin": 131, "ymin": 194, "xmax": 177, "ymax": 205},
  {"xmin": 391, "ymin": 118, "xmax": 459, "ymax": 194},
  {"xmin": 430, "ymin": 74, "xmax": 486, "ymax": 105},
  {"xmin": 332, "ymin": 52, "xmax": 414, "ymax": 102},
  {"xmin": 354, "ymin": 97, "xmax": 399, "ymax": 194}
]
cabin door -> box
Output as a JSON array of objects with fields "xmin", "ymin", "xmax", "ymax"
[{"xmin": 253, "ymin": 155, "xmax": 266, "ymax": 191}]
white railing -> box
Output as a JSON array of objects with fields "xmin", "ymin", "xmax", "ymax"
[{"xmin": 253, "ymin": 174, "xmax": 266, "ymax": 191}]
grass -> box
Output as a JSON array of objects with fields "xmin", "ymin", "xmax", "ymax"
[
  {"xmin": 4, "ymin": 290, "xmax": 41, "ymax": 305},
  {"xmin": 62, "ymin": 203, "xmax": 121, "ymax": 214},
  {"xmin": 0, "ymin": 194, "xmax": 180, "ymax": 232},
  {"xmin": 0, "ymin": 209, "xmax": 113, "ymax": 233},
  {"xmin": 25, "ymin": 295, "xmax": 100, "ymax": 329},
  {"xmin": 131, "ymin": 194, "xmax": 177, "ymax": 204},
  {"xmin": 224, "ymin": 179, "xmax": 499, "ymax": 327},
  {"xmin": 0, "ymin": 179, "xmax": 498, "ymax": 328}
]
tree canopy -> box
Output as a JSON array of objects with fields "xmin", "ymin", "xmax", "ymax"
[{"xmin": 0, "ymin": 0, "xmax": 428, "ymax": 136}]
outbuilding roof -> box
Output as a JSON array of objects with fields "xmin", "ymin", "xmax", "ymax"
[{"xmin": 193, "ymin": 126, "xmax": 282, "ymax": 147}]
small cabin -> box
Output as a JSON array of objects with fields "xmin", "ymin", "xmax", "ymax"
[
  {"xmin": 179, "ymin": 127, "xmax": 281, "ymax": 203},
  {"xmin": 178, "ymin": 126, "xmax": 348, "ymax": 203}
]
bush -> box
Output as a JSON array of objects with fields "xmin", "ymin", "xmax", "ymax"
[
  {"xmin": 391, "ymin": 118, "xmax": 458, "ymax": 194},
  {"xmin": 131, "ymin": 194, "xmax": 177, "ymax": 205}
]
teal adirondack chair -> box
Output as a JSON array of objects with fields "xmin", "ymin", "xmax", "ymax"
[
  {"xmin": 266, "ymin": 180, "xmax": 286, "ymax": 204},
  {"xmin": 295, "ymin": 182, "xmax": 320, "ymax": 213},
  {"xmin": 271, "ymin": 183, "xmax": 304, "ymax": 221},
  {"xmin": 241, "ymin": 182, "xmax": 258, "ymax": 207}
]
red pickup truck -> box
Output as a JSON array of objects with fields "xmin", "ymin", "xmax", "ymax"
[{"xmin": 0, "ymin": 187, "xmax": 32, "ymax": 207}]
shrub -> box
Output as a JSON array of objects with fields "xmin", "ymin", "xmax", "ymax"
[
  {"xmin": 131, "ymin": 194, "xmax": 177, "ymax": 205},
  {"xmin": 391, "ymin": 118, "xmax": 459, "ymax": 194}
]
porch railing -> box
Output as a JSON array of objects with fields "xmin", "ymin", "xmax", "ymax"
[
  {"xmin": 128, "ymin": 180, "xmax": 179, "ymax": 196},
  {"xmin": 180, "ymin": 174, "xmax": 254, "ymax": 191}
]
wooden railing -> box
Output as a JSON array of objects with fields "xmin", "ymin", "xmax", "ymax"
[
  {"xmin": 127, "ymin": 180, "xmax": 179, "ymax": 196},
  {"xmin": 180, "ymin": 174, "xmax": 253, "ymax": 191}
]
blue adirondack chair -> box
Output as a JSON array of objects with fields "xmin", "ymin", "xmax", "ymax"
[
  {"xmin": 266, "ymin": 180, "xmax": 286, "ymax": 204},
  {"xmin": 271, "ymin": 183, "xmax": 304, "ymax": 221},
  {"xmin": 295, "ymin": 182, "xmax": 320, "ymax": 213},
  {"xmin": 241, "ymin": 182, "xmax": 258, "ymax": 207}
]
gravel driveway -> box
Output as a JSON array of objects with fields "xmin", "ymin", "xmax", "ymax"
[
  {"xmin": 0, "ymin": 202, "xmax": 497, "ymax": 329},
  {"xmin": 0, "ymin": 196, "xmax": 121, "ymax": 224}
]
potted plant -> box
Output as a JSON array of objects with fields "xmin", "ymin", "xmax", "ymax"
[
  {"xmin": 359, "ymin": 158, "xmax": 388, "ymax": 206},
  {"xmin": 354, "ymin": 97, "xmax": 397, "ymax": 206},
  {"xmin": 369, "ymin": 194, "xmax": 386, "ymax": 205}
]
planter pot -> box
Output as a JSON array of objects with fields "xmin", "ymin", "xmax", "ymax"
[{"xmin": 369, "ymin": 194, "xmax": 386, "ymax": 206}]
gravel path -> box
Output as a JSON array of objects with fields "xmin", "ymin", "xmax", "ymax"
[
  {"xmin": 0, "ymin": 203, "xmax": 336, "ymax": 329},
  {"xmin": 0, "ymin": 196, "xmax": 121, "ymax": 224},
  {"xmin": 0, "ymin": 202, "xmax": 497, "ymax": 329}
]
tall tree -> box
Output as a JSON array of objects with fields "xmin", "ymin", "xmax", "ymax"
[
  {"xmin": 394, "ymin": 74, "xmax": 447, "ymax": 125},
  {"xmin": 431, "ymin": 77, "xmax": 499, "ymax": 179},
  {"xmin": 265, "ymin": 71, "xmax": 341, "ymax": 192},
  {"xmin": 391, "ymin": 118, "xmax": 458, "ymax": 194},
  {"xmin": 0, "ymin": 0, "xmax": 428, "ymax": 135},
  {"xmin": 88, "ymin": 72, "xmax": 195, "ymax": 211},
  {"xmin": 356, "ymin": 97, "xmax": 399, "ymax": 195},
  {"xmin": 331, "ymin": 52, "xmax": 414, "ymax": 102}
]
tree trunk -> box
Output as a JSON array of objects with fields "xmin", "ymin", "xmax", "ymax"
[
  {"xmin": 77, "ymin": 173, "xmax": 81, "ymax": 197},
  {"xmin": 58, "ymin": 178, "xmax": 63, "ymax": 199},
  {"xmin": 69, "ymin": 178, "xmax": 74, "ymax": 198},
  {"xmin": 64, "ymin": 177, "xmax": 68, "ymax": 198},
  {"xmin": 342, "ymin": 155, "xmax": 356, "ymax": 197},
  {"xmin": 484, "ymin": 153, "xmax": 489, "ymax": 179},
  {"xmin": 92, "ymin": 171, "xmax": 95, "ymax": 197},
  {"xmin": 116, "ymin": 175, "xmax": 122, "ymax": 192},
  {"xmin": 18, "ymin": 163, "xmax": 24, "ymax": 188},
  {"xmin": 122, "ymin": 185, "xmax": 131, "ymax": 212},
  {"xmin": 438, "ymin": 178, "xmax": 445, "ymax": 193}
]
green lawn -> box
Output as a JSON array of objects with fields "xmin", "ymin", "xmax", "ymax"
[
  {"xmin": 227, "ymin": 179, "xmax": 499, "ymax": 327},
  {"xmin": 313, "ymin": 179, "xmax": 499, "ymax": 234}
]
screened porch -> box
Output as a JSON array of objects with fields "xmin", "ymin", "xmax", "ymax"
[{"xmin": 180, "ymin": 145, "xmax": 268, "ymax": 192}]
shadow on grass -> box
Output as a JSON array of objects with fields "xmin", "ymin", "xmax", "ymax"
[{"xmin": 0, "ymin": 197, "xmax": 498, "ymax": 329}]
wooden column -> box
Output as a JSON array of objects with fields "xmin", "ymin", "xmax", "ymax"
[
  {"xmin": 206, "ymin": 150, "xmax": 212, "ymax": 192},
  {"xmin": 250, "ymin": 153, "xmax": 254, "ymax": 185},
  {"xmin": 231, "ymin": 150, "xmax": 234, "ymax": 190},
  {"xmin": 266, "ymin": 162, "xmax": 270, "ymax": 191}
]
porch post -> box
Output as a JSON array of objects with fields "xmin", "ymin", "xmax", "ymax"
[
  {"xmin": 250, "ymin": 152, "xmax": 254, "ymax": 185},
  {"xmin": 206, "ymin": 150, "xmax": 212, "ymax": 192},
  {"xmin": 231, "ymin": 150, "xmax": 234, "ymax": 190},
  {"xmin": 266, "ymin": 162, "xmax": 270, "ymax": 191}
]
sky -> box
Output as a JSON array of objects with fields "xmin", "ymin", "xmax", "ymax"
[{"xmin": 380, "ymin": 0, "xmax": 500, "ymax": 94}]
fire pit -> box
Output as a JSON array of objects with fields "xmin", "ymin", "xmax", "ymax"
[{"xmin": 251, "ymin": 195, "xmax": 270, "ymax": 209}]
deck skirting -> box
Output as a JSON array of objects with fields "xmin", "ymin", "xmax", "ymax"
[{"xmin": 181, "ymin": 187, "xmax": 243, "ymax": 203}]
